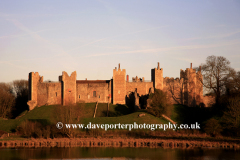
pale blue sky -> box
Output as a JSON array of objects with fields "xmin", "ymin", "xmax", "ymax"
[{"xmin": 0, "ymin": 0, "xmax": 240, "ymax": 82}]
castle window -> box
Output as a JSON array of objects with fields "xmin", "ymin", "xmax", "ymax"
[
  {"xmin": 79, "ymin": 95, "xmax": 80, "ymax": 99},
  {"xmin": 56, "ymin": 92, "xmax": 57, "ymax": 97},
  {"xmin": 93, "ymin": 91, "xmax": 96, "ymax": 97}
]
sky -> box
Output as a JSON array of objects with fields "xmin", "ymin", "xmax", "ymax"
[{"xmin": 0, "ymin": 0, "xmax": 240, "ymax": 82}]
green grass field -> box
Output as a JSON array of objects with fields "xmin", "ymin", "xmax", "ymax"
[
  {"xmin": 0, "ymin": 103, "xmax": 171, "ymax": 132},
  {"xmin": 83, "ymin": 111, "xmax": 169, "ymax": 126},
  {"xmin": 0, "ymin": 105, "xmax": 56, "ymax": 132}
]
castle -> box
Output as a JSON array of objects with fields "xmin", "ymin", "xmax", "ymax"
[{"xmin": 27, "ymin": 62, "xmax": 204, "ymax": 110}]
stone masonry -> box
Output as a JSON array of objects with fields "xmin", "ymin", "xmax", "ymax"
[{"xmin": 27, "ymin": 62, "xmax": 205, "ymax": 110}]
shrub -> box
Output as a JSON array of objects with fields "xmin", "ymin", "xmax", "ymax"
[
  {"xmin": 17, "ymin": 120, "xmax": 57, "ymax": 138},
  {"xmin": 204, "ymin": 118, "xmax": 222, "ymax": 137},
  {"xmin": 221, "ymin": 96, "xmax": 240, "ymax": 136},
  {"xmin": 53, "ymin": 103, "xmax": 84, "ymax": 138},
  {"xmin": 147, "ymin": 89, "xmax": 172, "ymax": 117}
]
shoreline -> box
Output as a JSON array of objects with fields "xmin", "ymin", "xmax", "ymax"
[{"xmin": 0, "ymin": 138, "xmax": 239, "ymax": 150}]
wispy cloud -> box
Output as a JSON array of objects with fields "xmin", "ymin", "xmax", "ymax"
[
  {"xmin": 1, "ymin": 61, "xmax": 28, "ymax": 69},
  {"xmin": 0, "ymin": 29, "xmax": 51, "ymax": 39},
  {"xmin": 68, "ymin": 26, "xmax": 168, "ymax": 52},
  {"xmin": 97, "ymin": 0, "xmax": 116, "ymax": 15},
  {"xmin": 85, "ymin": 40, "xmax": 240, "ymax": 57},
  {"xmin": 68, "ymin": 37, "xmax": 108, "ymax": 52},
  {"xmin": 2, "ymin": 18, "xmax": 78, "ymax": 70},
  {"xmin": 173, "ymin": 57, "xmax": 196, "ymax": 64},
  {"xmin": 183, "ymin": 29, "xmax": 240, "ymax": 41},
  {"xmin": 0, "ymin": 12, "xmax": 79, "ymax": 19},
  {"xmin": 5, "ymin": 18, "xmax": 50, "ymax": 43},
  {"xmin": 0, "ymin": 57, "xmax": 46, "ymax": 64}
]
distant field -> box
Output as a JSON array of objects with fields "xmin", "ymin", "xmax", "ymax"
[{"xmin": 0, "ymin": 103, "xmax": 172, "ymax": 132}]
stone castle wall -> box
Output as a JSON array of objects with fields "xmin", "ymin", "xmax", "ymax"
[
  {"xmin": 196, "ymin": 70, "xmax": 203, "ymax": 106},
  {"xmin": 62, "ymin": 71, "xmax": 76, "ymax": 105},
  {"xmin": 27, "ymin": 62, "xmax": 204, "ymax": 110},
  {"xmin": 203, "ymin": 95, "xmax": 215, "ymax": 107},
  {"xmin": 37, "ymin": 82, "xmax": 62, "ymax": 107},
  {"xmin": 126, "ymin": 82, "xmax": 153, "ymax": 96},
  {"xmin": 151, "ymin": 62, "xmax": 163, "ymax": 90},
  {"xmin": 113, "ymin": 64, "xmax": 126, "ymax": 104},
  {"xmin": 76, "ymin": 80, "xmax": 111, "ymax": 103},
  {"xmin": 163, "ymin": 77, "xmax": 184, "ymax": 104}
]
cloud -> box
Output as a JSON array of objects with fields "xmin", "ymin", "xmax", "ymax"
[
  {"xmin": 68, "ymin": 37, "xmax": 108, "ymax": 52},
  {"xmin": 85, "ymin": 40, "xmax": 240, "ymax": 57},
  {"xmin": 0, "ymin": 29, "xmax": 51, "ymax": 39},
  {"xmin": 1, "ymin": 61, "xmax": 28, "ymax": 69},
  {"xmin": 2, "ymin": 18, "xmax": 78, "ymax": 70},
  {"xmin": 68, "ymin": 26, "xmax": 168, "ymax": 52},
  {"xmin": 183, "ymin": 29, "xmax": 240, "ymax": 41},
  {"xmin": 0, "ymin": 57, "xmax": 47, "ymax": 64},
  {"xmin": 0, "ymin": 12, "xmax": 77, "ymax": 19},
  {"xmin": 173, "ymin": 57, "xmax": 196, "ymax": 64},
  {"xmin": 5, "ymin": 18, "xmax": 52, "ymax": 45}
]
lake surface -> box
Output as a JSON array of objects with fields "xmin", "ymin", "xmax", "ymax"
[{"xmin": 0, "ymin": 147, "xmax": 240, "ymax": 160}]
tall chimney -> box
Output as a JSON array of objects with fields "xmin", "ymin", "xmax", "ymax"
[
  {"xmin": 190, "ymin": 63, "xmax": 192, "ymax": 69},
  {"xmin": 199, "ymin": 66, "xmax": 201, "ymax": 71},
  {"xmin": 157, "ymin": 62, "xmax": 160, "ymax": 69},
  {"xmin": 127, "ymin": 75, "xmax": 129, "ymax": 82},
  {"xmin": 118, "ymin": 63, "xmax": 120, "ymax": 70}
]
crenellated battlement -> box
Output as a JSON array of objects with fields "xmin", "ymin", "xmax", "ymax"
[
  {"xmin": 132, "ymin": 76, "xmax": 145, "ymax": 82},
  {"xmin": 113, "ymin": 63, "xmax": 126, "ymax": 73},
  {"xmin": 61, "ymin": 71, "xmax": 77, "ymax": 105},
  {"xmin": 27, "ymin": 62, "xmax": 204, "ymax": 110},
  {"xmin": 113, "ymin": 63, "xmax": 126, "ymax": 104},
  {"xmin": 151, "ymin": 62, "xmax": 163, "ymax": 90}
]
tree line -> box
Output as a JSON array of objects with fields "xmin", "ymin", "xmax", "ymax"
[
  {"xmin": 148, "ymin": 55, "xmax": 240, "ymax": 137},
  {"xmin": 0, "ymin": 55, "xmax": 240, "ymax": 137},
  {"xmin": 0, "ymin": 80, "xmax": 28, "ymax": 119}
]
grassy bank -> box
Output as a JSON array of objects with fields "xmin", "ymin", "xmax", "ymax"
[{"xmin": 0, "ymin": 103, "xmax": 169, "ymax": 132}]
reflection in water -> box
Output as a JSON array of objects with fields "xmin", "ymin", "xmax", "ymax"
[{"xmin": 0, "ymin": 147, "xmax": 240, "ymax": 160}]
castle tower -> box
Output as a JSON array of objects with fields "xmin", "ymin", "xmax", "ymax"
[
  {"xmin": 61, "ymin": 71, "xmax": 76, "ymax": 105},
  {"xmin": 151, "ymin": 62, "xmax": 163, "ymax": 90},
  {"xmin": 196, "ymin": 66, "xmax": 203, "ymax": 106},
  {"xmin": 180, "ymin": 69, "xmax": 187, "ymax": 105},
  {"xmin": 113, "ymin": 63, "xmax": 126, "ymax": 104},
  {"xmin": 28, "ymin": 72, "xmax": 43, "ymax": 110},
  {"xmin": 180, "ymin": 63, "xmax": 197, "ymax": 107},
  {"xmin": 188, "ymin": 63, "xmax": 196, "ymax": 107}
]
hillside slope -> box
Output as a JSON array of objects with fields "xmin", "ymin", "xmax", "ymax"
[{"xmin": 0, "ymin": 103, "xmax": 170, "ymax": 132}]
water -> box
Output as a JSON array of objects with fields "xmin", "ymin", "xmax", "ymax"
[{"xmin": 0, "ymin": 147, "xmax": 240, "ymax": 160}]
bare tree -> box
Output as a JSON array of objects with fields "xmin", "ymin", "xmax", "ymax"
[
  {"xmin": 0, "ymin": 83, "xmax": 15, "ymax": 118},
  {"xmin": 196, "ymin": 55, "xmax": 235, "ymax": 105},
  {"xmin": 54, "ymin": 103, "xmax": 84, "ymax": 138},
  {"xmin": 10, "ymin": 80, "xmax": 29, "ymax": 118},
  {"xmin": 11, "ymin": 80, "xmax": 28, "ymax": 97},
  {"xmin": 225, "ymin": 70, "xmax": 240, "ymax": 95}
]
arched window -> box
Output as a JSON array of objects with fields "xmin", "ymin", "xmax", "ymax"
[{"xmin": 93, "ymin": 91, "xmax": 96, "ymax": 97}]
